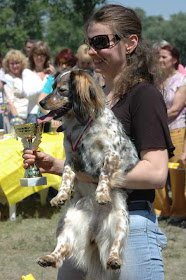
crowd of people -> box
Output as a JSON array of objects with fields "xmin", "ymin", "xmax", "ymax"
[
  {"xmin": 0, "ymin": 40, "xmax": 97, "ymax": 132},
  {"xmin": 0, "ymin": 3, "xmax": 185, "ymax": 280}
]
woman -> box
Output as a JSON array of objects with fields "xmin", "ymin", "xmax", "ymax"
[
  {"xmin": 156, "ymin": 45, "xmax": 186, "ymax": 222},
  {"xmin": 37, "ymin": 48, "xmax": 77, "ymax": 131},
  {"xmin": 22, "ymin": 40, "xmax": 55, "ymax": 123},
  {"xmin": 3, "ymin": 49, "xmax": 28, "ymax": 132},
  {"xmin": 23, "ymin": 5, "xmax": 174, "ymax": 280}
]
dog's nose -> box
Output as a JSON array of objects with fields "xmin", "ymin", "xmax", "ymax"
[{"xmin": 39, "ymin": 99, "xmax": 46, "ymax": 109}]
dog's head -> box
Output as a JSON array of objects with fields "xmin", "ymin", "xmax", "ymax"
[{"xmin": 39, "ymin": 69, "xmax": 105, "ymax": 125}]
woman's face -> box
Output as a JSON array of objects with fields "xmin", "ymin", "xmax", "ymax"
[
  {"xmin": 159, "ymin": 49, "xmax": 177, "ymax": 72},
  {"xmin": 87, "ymin": 23, "xmax": 127, "ymax": 79},
  {"xmin": 33, "ymin": 52, "xmax": 47, "ymax": 70},
  {"xmin": 8, "ymin": 60, "xmax": 22, "ymax": 77}
]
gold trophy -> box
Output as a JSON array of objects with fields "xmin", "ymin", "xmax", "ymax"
[{"xmin": 14, "ymin": 123, "xmax": 47, "ymax": 187}]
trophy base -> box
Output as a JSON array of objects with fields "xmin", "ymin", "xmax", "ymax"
[{"xmin": 20, "ymin": 177, "xmax": 47, "ymax": 187}]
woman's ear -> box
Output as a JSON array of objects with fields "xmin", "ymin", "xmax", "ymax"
[{"xmin": 125, "ymin": 34, "xmax": 138, "ymax": 54}]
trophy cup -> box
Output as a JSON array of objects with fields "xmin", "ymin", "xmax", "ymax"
[{"xmin": 14, "ymin": 123, "xmax": 47, "ymax": 187}]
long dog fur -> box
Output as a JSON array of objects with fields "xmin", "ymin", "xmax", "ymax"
[{"xmin": 37, "ymin": 70, "xmax": 139, "ymax": 280}]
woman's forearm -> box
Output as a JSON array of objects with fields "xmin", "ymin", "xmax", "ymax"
[
  {"xmin": 50, "ymin": 158, "xmax": 64, "ymax": 176},
  {"xmin": 121, "ymin": 149, "xmax": 168, "ymax": 190}
]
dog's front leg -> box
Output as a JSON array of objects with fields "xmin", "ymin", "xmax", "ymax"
[
  {"xmin": 96, "ymin": 152, "xmax": 120, "ymax": 204},
  {"xmin": 50, "ymin": 164, "xmax": 76, "ymax": 207}
]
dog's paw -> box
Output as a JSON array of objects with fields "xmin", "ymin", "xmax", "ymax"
[
  {"xmin": 37, "ymin": 255, "xmax": 57, "ymax": 268},
  {"xmin": 107, "ymin": 257, "xmax": 122, "ymax": 270},
  {"xmin": 50, "ymin": 194, "xmax": 68, "ymax": 207},
  {"xmin": 95, "ymin": 191, "xmax": 111, "ymax": 204}
]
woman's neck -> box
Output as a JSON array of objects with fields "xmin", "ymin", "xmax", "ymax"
[
  {"xmin": 104, "ymin": 75, "xmax": 120, "ymax": 109},
  {"xmin": 34, "ymin": 65, "xmax": 45, "ymax": 73},
  {"xmin": 163, "ymin": 68, "xmax": 177, "ymax": 79},
  {"xmin": 11, "ymin": 72, "xmax": 21, "ymax": 79}
]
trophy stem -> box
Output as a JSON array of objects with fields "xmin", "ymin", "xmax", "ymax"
[{"xmin": 13, "ymin": 123, "xmax": 47, "ymax": 187}]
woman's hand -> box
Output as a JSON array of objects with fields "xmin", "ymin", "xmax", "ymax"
[
  {"xmin": 23, "ymin": 149, "xmax": 64, "ymax": 176},
  {"xmin": 45, "ymin": 64, "xmax": 56, "ymax": 75},
  {"xmin": 178, "ymin": 152, "xmax": 186, "ymax": 167}
]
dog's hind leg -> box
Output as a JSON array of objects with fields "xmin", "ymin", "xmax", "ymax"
[
  {"xmin": 96, "ymin": 152, "xmax": 120, "ymax": 204},
  {"xmin": 50, "ymin": 164, "xmax": 76, "ymax": 207},
  {"xmin": 106, "ymin": 194, "xmax": 129, "ymax": 270},
  {"xmin": 37, "ymin": 205, "xmax": 92, "ymax": 270},
  {"xmin": 37, "ymin": 240, "xmax": 71, "ymax": 268}
]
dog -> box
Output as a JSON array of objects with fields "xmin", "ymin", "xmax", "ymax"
[{"xmin": 37, "ymin": 69, "xmax": 139, "ymax": 280}]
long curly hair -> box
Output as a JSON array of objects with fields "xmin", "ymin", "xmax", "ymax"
[
  {"xmin": 2, "ymin": 49, "xmax": 28, "ymax": 73},
  {"xmin": 85, "ymin": 5, "xmax": 160, "ymax": 98}
]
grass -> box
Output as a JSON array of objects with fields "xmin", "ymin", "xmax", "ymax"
[{"xmin": 0, "ymin": 194, "xmax": 185, "ymax": 280}]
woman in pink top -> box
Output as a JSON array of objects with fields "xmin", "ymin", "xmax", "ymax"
[{"xmin": 157, "ymin": 45, "xmax": 186, "ymax": 222}]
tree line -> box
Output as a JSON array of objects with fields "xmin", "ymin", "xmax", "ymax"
[{"xmin": 1, "ymin": 0, "xmax": 186, "ymax": 64}]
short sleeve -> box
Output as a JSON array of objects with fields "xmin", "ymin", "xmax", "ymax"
[
  {"xmin": 42, "ymin": 75, "xmax": 54, "ymax": 94},
  {"xmin": 130, "ymin": 84, "xmax": 175, "ymax": 158}
]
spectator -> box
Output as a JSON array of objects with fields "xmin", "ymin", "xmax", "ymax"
[
  {"xmin": 76, "ymin": 44, "xmax": 105, "ymax": 87},
  {"xmin": 37, "ymin": 48, "xmax": 77, "ymax": 131},
  {"xmin": 76, "ymin": 44, "xmax": 94, "ymax": 70},
  {"xmin": 54, "ymin": 48, "xmax": 77, "ymax": 72},
  {"xmin": 158, "ymin": 44, "xmax": 186, "ymax": 223},
  {"xmin": 24, "ymin": 38, "xmax": 35, "ymax": 57},
  {"xmin": 2, "ymin": 49, "xmax": 29, "ymax": 132},
  {"xmin": 22, "ymin": 40, "xmax": 55, "ymax": 123}
]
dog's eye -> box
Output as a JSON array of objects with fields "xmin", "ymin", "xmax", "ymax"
[
  {"xmin": 57, "ymin": 87, "xmax": 66, "ymax": 93},
  {"xmin": 57, "ymin": 87, "xmax": 68, "ymax": 96}
]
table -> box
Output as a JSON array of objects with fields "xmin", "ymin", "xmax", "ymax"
[{"xmin": 0, "ymin": 132, "xmax": 65, "ymax": 219}]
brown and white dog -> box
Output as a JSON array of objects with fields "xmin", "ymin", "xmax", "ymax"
[{"xmin": 37, "ymin": 70, "xmax": 139, "ymax": 280}]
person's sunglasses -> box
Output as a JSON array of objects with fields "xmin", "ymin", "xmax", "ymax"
[
  {"xmin": 86, "ymin": 34, "xmax": 123, "ymax": 50},
  {"xmin": 33, "ymin": 53, "xmax": 46, "ymax": 58}
]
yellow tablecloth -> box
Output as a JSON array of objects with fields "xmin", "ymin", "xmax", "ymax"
[{"xmin": 0, "ymin": 133, "xmax": 65, "ymax": 206}]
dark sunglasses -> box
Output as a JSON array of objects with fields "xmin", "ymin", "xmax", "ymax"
[{"xmin": 86, "ymin": 34, "xmax": 123, "ymax": 50}]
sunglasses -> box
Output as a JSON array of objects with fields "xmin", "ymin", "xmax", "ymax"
[
  {"xmin": 86, "ymin": 34, "xmax": 123, "ymax": 50},
  {"xmin": 33, "ymin": 53, "xmax": 46, "ymax": 58}
]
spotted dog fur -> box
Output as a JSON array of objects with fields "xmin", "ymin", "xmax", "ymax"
[{"xmin": 37, "ymin": 70, "xmax": 139, "ymax": 280}]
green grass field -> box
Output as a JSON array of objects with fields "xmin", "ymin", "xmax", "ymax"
[{"xmin": 0, "ymin": 195, "xmax": 185, "ymax": 280}]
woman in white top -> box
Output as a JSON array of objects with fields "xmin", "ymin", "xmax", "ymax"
[
  {"xmin": 22, "ymin": 40, "xmax": 55, "ymax": 123},
  {"xmin": 3, "ymin": 49, "xmax": 29, "ymax": 132}
]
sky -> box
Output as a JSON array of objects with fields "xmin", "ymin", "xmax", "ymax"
[{"xmin": 107, "ymin": 0, "xmax": 186, "ymax": 19}]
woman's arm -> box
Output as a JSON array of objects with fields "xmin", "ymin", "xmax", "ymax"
[
  {"xmin": 167, "ymin": 85, "xmax": 186, "ymax": 120},
  {"xmin": 8, "ymin": 101, "xmax": 18, "ymax": 116},
  {"xmin": 22, "ymin": 69, "xmax": 44, "ymax": 97},
  {"xmin": 122, "ymin": 148, "xmax": 168, "ymax": 190},
  {"xmin": 37, "ymin": 92, "xmax": 48, "ymax": 114},
  {"xmin": 23, "ymin": 148, "xmax": 169, "ymax": 189},
  {"xmin": 178, "ymin": 131, "xmax": 186, "ymax": 167}
]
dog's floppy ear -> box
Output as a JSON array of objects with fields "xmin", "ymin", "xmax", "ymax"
[{"xmin": 69, "ymin": 70, "xmax": 105, "ymax": 124}]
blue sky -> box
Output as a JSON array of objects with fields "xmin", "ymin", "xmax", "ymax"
[{"xmin": 107, "ymin": 0, "xmax": 186, "ymax": 19}]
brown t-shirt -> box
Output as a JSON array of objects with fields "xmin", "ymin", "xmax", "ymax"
[{"xmin": 112, "ymin": 82, "xmax": 175, "ymax": 203}]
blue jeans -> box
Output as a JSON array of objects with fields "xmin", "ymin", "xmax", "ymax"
[
  {"xmin": 57, "ymin": 201, "xmax": 167, "ymax": 280},
  {"xmin": 27, "ymin": 114, "xmax": 37, "ymax": 124}
]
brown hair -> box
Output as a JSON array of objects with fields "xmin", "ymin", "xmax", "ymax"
[
  {"xmin": 161, "ymin": 45, "xmax": 180, "ymax": 70},
  {"xmin": 29, "ymin": 40, "xmax": 52, "ymax": 70},
  {"xmin": 2, "ymin": 49, "xmax": 28, "ymax": 73},
  {"xmin": 85, "ymin": 5, "xmax": 160, "ymax": 97}
]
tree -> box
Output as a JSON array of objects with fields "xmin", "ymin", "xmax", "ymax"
[
  {"xmin": 0, "ymin": 0, "xmax": 46, "ymax": 55},
  {"xmin": 44, "ymin": 0, "xmax": 107, "ymax": 56}
]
